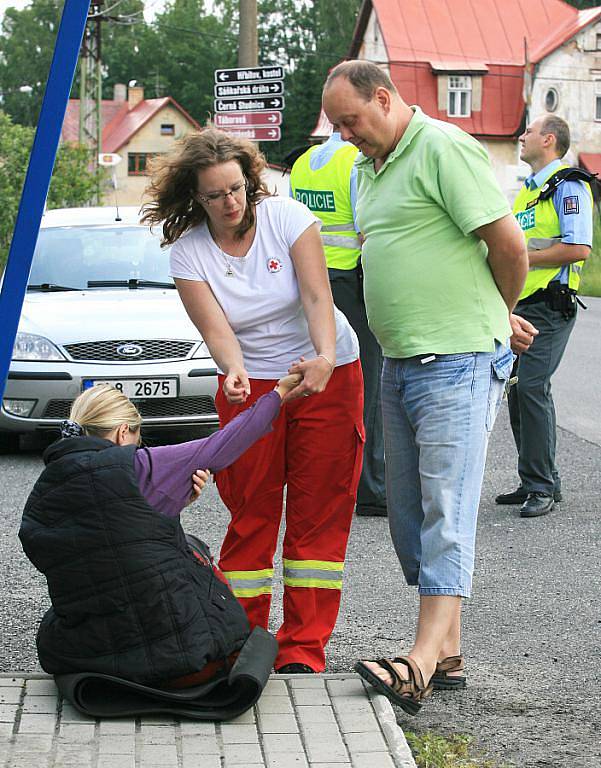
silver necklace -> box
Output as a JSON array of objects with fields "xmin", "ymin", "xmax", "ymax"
[
  {"xmin": 215, "ymin": 240, "xmax": 235, "ymax": 277},
  {"xmin": 212, "ymin": 234, "xmax": 242, "ymax": 278}
]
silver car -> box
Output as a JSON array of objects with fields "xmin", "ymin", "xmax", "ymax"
[{"xmin": 1, "ymin": 206, "xmax": 218, "ymax": 450}]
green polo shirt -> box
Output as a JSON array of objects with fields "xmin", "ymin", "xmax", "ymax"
[{"xmin": 356, "ymin": 106, "xmax": 511, "ymax": 358}]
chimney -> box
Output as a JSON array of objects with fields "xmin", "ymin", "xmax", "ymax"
[
  {"xmin": 113, "ymin": 83, "xmax": 126, "ymax": 101},
  {"xmin": 128, "ymin": 85, "xmax": 144, "ymax": 110}
]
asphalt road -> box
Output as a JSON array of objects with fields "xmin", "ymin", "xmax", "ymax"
[{"xmin": 1, "ymin": 301, "xmax": 600, "ymax": 767}]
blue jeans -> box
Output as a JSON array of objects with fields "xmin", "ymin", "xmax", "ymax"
[{"xmin": 381, "ymin": 343, "xmax": 514, "ymax": 598}]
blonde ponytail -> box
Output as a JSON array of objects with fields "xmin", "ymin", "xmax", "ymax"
[{"xmin": 69, "ymin": 384, "xmax": 142, "ymax": 440}]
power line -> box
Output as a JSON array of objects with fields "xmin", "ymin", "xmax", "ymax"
[
  {"xmin": 89, "ymin": 0, "xmax": 128, "ymax": 17},
  {"xmin": 103, "ymin": 16, "xmax": 601, "ymax": 85}
]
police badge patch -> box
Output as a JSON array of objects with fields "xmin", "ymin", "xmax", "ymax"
[{"xmin": 563, "ymin": 196, "xmax": 579, "ymax": 215}]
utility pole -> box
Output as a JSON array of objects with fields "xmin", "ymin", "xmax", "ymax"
[
  {"xmin": 238, "ymin": 0, "xmax": 258, "ymax": 68},
  {"xmin": 79, "ymin": 2, "xmax": 104, "ymax": 202}
]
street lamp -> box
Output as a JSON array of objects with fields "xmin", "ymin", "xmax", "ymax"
[{"xmin": 18, "ymin": 85, "xmax": 33, "ymax": 125}]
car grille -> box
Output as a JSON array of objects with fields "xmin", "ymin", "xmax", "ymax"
[
  {"xmin": 42, "ymin": 396, "xmax": 216, "ymax": 420},
  {"xmin": 63, "ymin": 340, "xmax": 196, "ymax": 361}
]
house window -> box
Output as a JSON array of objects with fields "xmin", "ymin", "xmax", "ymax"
[
  {"xmin": 545, "ymin": 88, "xmax": 559, "ymax": 112},
  {"xmin": 160, "ymin": 123, "xmax": 175, "ymax": 136},
  {"xmin": 596, "ymin": 32, "xmax": 601, "ymax": 50},
  {"xmin": 128, "ymin": 153, "xmax": 150, "ymax": 176},
  {"xmin": 447, "ymin": 76, "xmax": 472, "ymax": 117},
  {"xmin": 596, "ymin": 94, "xmax": 601, "ymax": 122}
]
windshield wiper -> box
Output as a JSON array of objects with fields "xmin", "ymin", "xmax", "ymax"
[
  {"xmin": 27, "ymin": 283, "xmax": 80, "ymax": 292},
  {"xmin": 87, "ymin": 279, "xmax": 175, "ymax": 289}
]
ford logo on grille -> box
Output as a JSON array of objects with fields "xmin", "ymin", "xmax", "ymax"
[{"xmin": 116, "ymin": 343, "xmax": 143, "ymax": 358}]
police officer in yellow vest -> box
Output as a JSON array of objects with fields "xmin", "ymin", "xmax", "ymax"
[
  {"xmin": 290, "ymin": 133, "xmax": 386, "ymax": 516},
  {"xmin": 496, "ymin": 115, "xmax": 594, "ymax": 518}
]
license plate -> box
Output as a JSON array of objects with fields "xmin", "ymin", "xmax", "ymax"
[{"xmin": 83, "ymin": 378, "xmax": 178, "ymax": 399}]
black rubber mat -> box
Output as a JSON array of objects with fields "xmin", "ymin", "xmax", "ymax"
[{"xmin": 54, "ymin": 626, "xmax": 277, "ymax": 721}]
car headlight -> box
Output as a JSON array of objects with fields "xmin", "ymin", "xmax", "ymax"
[
  {"xmin": 12, "ymin": 332, "xmax": 66, "ymax": 361},
  {"xmin": 192, "ymin": 341, "xmax": 212, "ymax": 359}
]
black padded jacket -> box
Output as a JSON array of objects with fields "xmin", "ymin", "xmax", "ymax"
[{"xmin": 19, "ymin": 436, "xmax": 249, "ymax": 685}]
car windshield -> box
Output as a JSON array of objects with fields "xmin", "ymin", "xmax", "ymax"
[{"xmin": 28, "ymin": 225, "xmax": 173, "ymax": 289}]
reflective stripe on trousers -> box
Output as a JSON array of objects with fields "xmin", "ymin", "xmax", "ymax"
[
  {"xmin": 222, "ymin": 568, "xmax": 274, "ymax": 598},
  {"xmin": 283, "ymin": 559, "xmax": 344, "ymax": 590}
]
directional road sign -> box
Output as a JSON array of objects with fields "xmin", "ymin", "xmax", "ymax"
[
  {"xmin": 214, "ymin": 111, "xmax": 282, "ymax": 128},
  {"xmin": 224, "ymin": 126, "xmax": 281, "ymax": 142},
  {"xmin": 214, "ymin": 96, "xmax": 285, "ymax": 113},
  {"xmin": 215, "ymin": 65, "xmax": 284, "ymax": 84},
  {"xmin": 215, "ymin": 81, "xmax": 284, "ymax": 98}
]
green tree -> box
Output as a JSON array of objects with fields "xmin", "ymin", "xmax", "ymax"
[
  {"xmin": 47, "ymin": 142, "xmax": 100, "ymax": 209},
  {"xmin": 0, "ymin": 0, "xmax": 63, "ymax": 127},
  {"xmin": 257, "ymin": 0, "xmax": 362, "ymax": 164},
  {"xmin": 148, "ymin": 0, "xmax": 237, "ymax": 121},
  {"xmin": 0, "ymin": 111, "xmax": 98, "ymax": 269},
  {"xmin": 100, "ymin": 0, "xmax": 237, "ymax": 120},
  {"xmin": 100, "ymin": 0, "xmax": 157, "ymax": 98},
  {"xmin": 563, "ymin": 0, "xmax": 601, "ymax": 8}
]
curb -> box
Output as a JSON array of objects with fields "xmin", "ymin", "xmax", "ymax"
[
  {"xmin": 1, "ymin": 672, "xmax": 418, "ymax": 767},
  {"xmin": 368, "ymin": 688, "xmax": 418, "ymax": 768}
]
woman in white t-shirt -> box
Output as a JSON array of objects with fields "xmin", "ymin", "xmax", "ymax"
[{"xmin": 142, "ymin": 129, "xmax": 364, "ymax": 674}]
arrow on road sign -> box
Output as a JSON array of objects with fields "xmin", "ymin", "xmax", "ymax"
[
  {"xmin": 214, "ymin": 111, "xmax": 283, "ymax": 128},
  {"xmin": 215, "ymin": 81, "xmax": 284, "ymax": 98},
  {"xmin": 215, "ymin": 65, "xmax": 285, "ymax": 84},
  {"xmin": 222, "ymin": 126, "xmax": 281, "ymax": 141},
  {"xmin": 214, "ymin": 96, "xmax": 285, "ymax": 113}
]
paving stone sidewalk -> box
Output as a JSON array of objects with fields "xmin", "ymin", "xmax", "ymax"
[{"xmin": 0, "ymin": 673, "xmax": 416, "ymax": 768}]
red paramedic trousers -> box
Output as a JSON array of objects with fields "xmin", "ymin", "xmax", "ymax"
[{"xmin": 215, "ymin": 360, "xmax": 364, "ymax": 672}]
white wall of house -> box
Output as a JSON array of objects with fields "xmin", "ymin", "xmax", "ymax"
[
  {"xmin": 479, "ymin": 139, "xmax": 526, "ymax": 202},
  {"xmin": 358, "ymin": 10, "xmax": 388, "ymax": 64},
  {"xmin": 102, "ymin": 104, "xmax": 197, "ymax": 206},
  {"xmin": 530, "ymin": 22, "xmax": 601, "ymax": 155},
  {"xmin": 264, "ymin": 166, "xmax": 290, "ymax": 197}
]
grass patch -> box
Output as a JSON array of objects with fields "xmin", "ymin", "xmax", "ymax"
[
  {"xmin": 579, "ymin": 212, "xmax": 601, "ymax": 298},
  {"xmin": 405, "ymin": 730, "xmax": 511, "ymax": 768}
]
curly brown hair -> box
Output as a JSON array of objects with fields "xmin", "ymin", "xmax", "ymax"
[{"xmin": 141, "ymin": 127, "xmax": 272, "ymax": 245}]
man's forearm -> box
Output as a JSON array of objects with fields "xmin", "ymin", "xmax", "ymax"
[
  {"xmin": 487, "ymin": 247, "xmax": 529, "ymax": 311},
  {"xmin": 528, "ymin": 242, "xmax": 590, "ymax": 268},
  {"xmin": 475, "ymin": 215, "xmax": 529, "ymax": 311}
]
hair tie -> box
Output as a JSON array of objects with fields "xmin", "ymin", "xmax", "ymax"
[{"xmin": 60, "ymin": 420, "xmax": 85, "ymax": 438}]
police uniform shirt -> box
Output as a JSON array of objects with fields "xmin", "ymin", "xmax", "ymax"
[{"xmin": 524, "ymin": 158, "xmax": 593, "ymax": 281}]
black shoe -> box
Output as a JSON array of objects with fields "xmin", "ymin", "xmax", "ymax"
[
  {"xmin": 275, "ymin": 663, "xmax": 315, "ymax": 674},
  {"xmin": 520, "ymin": 492, "xmax": 554, "ymax": 518},
  {"xmin": 356, "ymin": 504, "xmax": 388, "ymax": 517},
  {"xmin": 496, "ymin": 486, "xmax": 562, "ymax": 505}
]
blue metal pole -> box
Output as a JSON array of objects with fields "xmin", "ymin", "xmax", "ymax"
[{"xmin": 0, "ymin": 0, "xmax": 89, "ymax": 400}]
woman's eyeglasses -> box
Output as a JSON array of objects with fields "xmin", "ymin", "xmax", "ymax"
[{"xmin": 197, "ymin": 180, "xmax": 247, "ymax": 205}]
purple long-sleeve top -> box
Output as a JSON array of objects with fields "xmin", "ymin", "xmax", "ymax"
[{"xmin": 134, "ymin": 390, "xmax": 281, "ymax": 517}]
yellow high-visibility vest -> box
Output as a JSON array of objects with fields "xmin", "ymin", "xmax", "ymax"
[
  {"xmin": 290, "ymin": 143, "xmax": 361, "ymax": 270},
  {"xmin": 513, "ymin": 164, "xmax": 591, "ymax": 299}
]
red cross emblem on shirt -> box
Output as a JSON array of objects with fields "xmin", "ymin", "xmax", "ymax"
[{"xmin": 267, "ymin": 258, "xmax": 283, "ymax": 273}]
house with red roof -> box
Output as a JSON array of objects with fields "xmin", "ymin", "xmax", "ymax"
[
  {"xmin": 61, "ymin": 84, "xmax": 201, "ymax": 205},
  {"xmin": 314, "ymin": 0, "xmax": 601, "ymax": 197}
]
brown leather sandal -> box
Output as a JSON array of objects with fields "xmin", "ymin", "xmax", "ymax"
[
  {"xmin": 354, "ymin": 656, "xmax": 433, "ymax": 715},
  {"xmin": 431, "ymin": 654, "xmax": 466, "ymax": 690}
]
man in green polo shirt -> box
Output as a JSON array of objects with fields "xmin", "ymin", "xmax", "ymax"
[{"xmin": 323, "ymin": 60, "xmax": 533, "ymax": 715}]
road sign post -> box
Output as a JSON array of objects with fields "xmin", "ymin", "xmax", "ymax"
[
  {"xmin": 214, "ymin": 66, "xmax": 285, "ymax": 142},
  {"xmin": 222, "ymin": 126, "xmax": 281, "ymax": 141},
  {"xmin": 214, "ymin": 96, "xmax": 285, "ymax": 113},
  {"xmin": 215, "ymin": 65, "xmax": 284, "ymax": 83},
  {"xmin": 214, "ymin": 111, "xmax": 282, "ymax": 128},
  {"xmin": 215, "ymin": 81, "xmax": 284, "ymax": 98}
]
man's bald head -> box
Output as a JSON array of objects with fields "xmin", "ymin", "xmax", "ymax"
[
  {"xmin": 322, "ymin": 60, "xmax": 411, "ymax": 161},
  {"xmin": 324, "ymin": 60, "xmax": 398, "ymax": 101}
]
